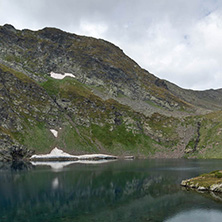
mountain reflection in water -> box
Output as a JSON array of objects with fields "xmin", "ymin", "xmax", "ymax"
[
  {"xmin": 0, "ymin": 159, "xmax": 222, "ymax": 222},
  {"xmin": 166, "ymin": 209, "xmax": 222, "ymax": 222}
]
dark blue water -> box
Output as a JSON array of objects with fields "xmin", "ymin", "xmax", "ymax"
[{"xmin": 0, "ymin": 159, "xmax": 222, "ymax": 222}]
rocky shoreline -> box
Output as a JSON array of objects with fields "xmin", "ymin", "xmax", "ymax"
[{"xmin": 181, "ymin": 170, "xmax": 222, "ymax": 192}]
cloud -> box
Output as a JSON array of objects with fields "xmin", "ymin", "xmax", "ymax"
[
  {"xmin": 0, "ymin": 0, "xmax": 222, "ymax": 90},
  {"xmin": 149, "ymin": 9, "xmax": 222, "ymax": 90},
  {"xmin": 78, "ymin": 20, "xmax": 108, "ymax": 38}
]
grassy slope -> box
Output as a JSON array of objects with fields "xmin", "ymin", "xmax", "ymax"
[
  {"xmin": 0, "ymin": 25, "xmax": 195, "ymax": 113},
  {"xmin": 0, "ymin": 66, "xmax": 161, "ymax": 156},
  {"xmin": 2, "ymin": 63, "xmax": 222, "ymax": 158},
  {"xmin": 182, "ymin": 170, "xmax": 222, "ymax": 188},
  {"xmin": 39, "ymin": 77, "xmax": 159, "ymax": 156},
  {"xmin": 197, "ymin": 111, "xmax": 222, "ymax": 158},
  {"xmin": 1, "ymin": 25, "xmax": 222, "ymax": 159},
  {"xmin": 181, "ymin": 111, "xmax": 222, "ymax": 159}
]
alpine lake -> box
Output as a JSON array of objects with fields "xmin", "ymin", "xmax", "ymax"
[{"xmin": 1, "ymin": 159, "xmax": 222, "ymax": 222}]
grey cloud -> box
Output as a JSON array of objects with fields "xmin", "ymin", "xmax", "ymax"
[{"xmin": 0, "ymin": 0, "xmax": 222, "ymax": 90}]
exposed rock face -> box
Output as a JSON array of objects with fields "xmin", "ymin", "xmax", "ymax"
[
  {"xmin": 0, "ymin": 24, "xmax": 222, "ymax": 161},
  {"xmin": 0, "ymin": 25, "xmax": 206, "ymax": 115},
  {"xmin": 0, "ymin": 63, "xmax": 62, "ymax": 161},
  {"xmin": 0, "ymin": 135, "xmax": 33, "ymax": 162}
]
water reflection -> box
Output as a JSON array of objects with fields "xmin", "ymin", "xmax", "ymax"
[
  {"xmin": 0, "ymin": 159, "xmax": 222, "ymax": 222},
  {"xmin": 166, "ymin": 209, "xmax": 222, "ymax": 222},
  {"xmin": 52, "ymin": 177, "xmax": 59, "ymax": 190},
  {"xmin": 31, "ymin": 159, "xmax": 117, "ymax": 171},
  {"xmin": 0, "ymin": 161, "xmax": 33, "ymax": 171},
  {"xmin": 31, "ymin": 161, "xmax": 77, "ymax": 171}
]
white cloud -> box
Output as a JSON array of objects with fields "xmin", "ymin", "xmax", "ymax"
[
  {"xmin": 0, "ymin": 0, "xmax": 222, "ymax": 90},
  {"xmin": 108, "ymin": 8, "xmax": 222, "ymax": 90},
  {"xmin": 78, "ymin": 20, "xmax": 108, "ymax": 38}
]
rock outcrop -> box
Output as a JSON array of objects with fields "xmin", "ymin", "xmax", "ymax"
[{"xmin": 181, "ymin": 170, "xmax": 222, "ymax": 192}]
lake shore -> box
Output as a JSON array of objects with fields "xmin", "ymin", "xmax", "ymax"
[{"xmin": 181, "ymin": 170, "xmax": 222, "ymax": 192}]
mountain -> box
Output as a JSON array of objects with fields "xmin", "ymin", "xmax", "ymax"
[{"xmin": 1, "ymin": 24, "xmax": 222, "ymax": 161}]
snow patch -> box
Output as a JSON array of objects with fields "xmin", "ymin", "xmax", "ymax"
[
  {"xmin": 50, "ymin": 129, "xmax": 58, "ymax": 138},
  {"xmin": 30, "ymin": 147, "xmax": 76, "ymax": 159},
  {"xmin": 30, "ymin": 147, "xmax": 117, "ymax": 161},
  {"xmin": 49, "ymin": 147, "xmax": 71, "ymax": 156},
  {"xmin": 50, "ymin": 71, "xmax": 76, "ymax": 79}
]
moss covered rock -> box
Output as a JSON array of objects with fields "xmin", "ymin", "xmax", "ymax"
[{"xmin": 181, "ymin": 170, "xmax": 222, "ymax": 192}]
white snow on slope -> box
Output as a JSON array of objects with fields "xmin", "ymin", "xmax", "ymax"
[
  {"xmin": 31, "ymin": 147, "xmax": 76, "ymax": 159},
  {"xmin": 30, "ymin": 147, "xmax": 117, "ymax": 160},
  {"xmin": 50, "ymin": 71, "xmax": 76, "ymax": 79},
  {"xmin": 50, "ymin": 129, "xmax": 58, "ymax": 138}
]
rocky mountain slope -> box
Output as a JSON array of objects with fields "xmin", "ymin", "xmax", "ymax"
[{"xmin": 0, "ymin": 24, "xmax": 222, "ymax": 161}]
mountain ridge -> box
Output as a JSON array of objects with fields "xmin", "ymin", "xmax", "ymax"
[{"xmin": 0, "ymin": 24, "xmax": 222, "ymax": 161}]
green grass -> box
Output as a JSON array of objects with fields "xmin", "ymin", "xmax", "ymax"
[
  {"xmin": 91, "ymin": 124, "xmax": 135, "ymax": 147},
  {"xmin": 56, "ymin": 125, "xmax": 98, "ymax": 154},
  {"xmin": 5, "ymin": 61, "xmax": 222, "ymax": 158},
  {"xmin": 91, "ymin": 123, "xmax": 156, "ymax": 155},
  {"xmin": 36, "ymin": 77, "xmax": 180, "ymax": 156},
  {"xmin": 0, "ymin": 63, "xmax": 33, "ymax": 83},
  {"xmin": 185, "ymin": 137, "xmax": 196, "ymax": 153},
  {"xmin": 185, "ymin": 170, "xmax": 222, "ymax": 188},
  {"xmin": 22, "ymin": 122, "xmax": 55, "ymax": 154},
  {"xmin": 3, "ymin": 28, "xmax": 222, "ymax": 159},
  {"xmin": 193, "ymin": 112, "xmax": 222, "ymax": 158}
]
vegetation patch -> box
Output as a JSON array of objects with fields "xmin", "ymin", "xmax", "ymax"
[
  {"xmin": 22, "ymin": 122, "xmax": 55, "ymax": 154},
  {"xmin": 181, "ymin": 170, "xmax": 222, "ymax": 190},
  {"xmin": 91, "ymin": 123, "xmax": 156, "ymax": 155}
]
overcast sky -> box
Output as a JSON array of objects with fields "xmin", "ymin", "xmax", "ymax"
[{"xmin": 0, "ymin": 0, "xmax": 222, "ymax": 90}]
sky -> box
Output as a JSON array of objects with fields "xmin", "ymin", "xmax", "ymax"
[{"xmin": 0, "ymin": 0, "xmax": 222, "ymax": 90}]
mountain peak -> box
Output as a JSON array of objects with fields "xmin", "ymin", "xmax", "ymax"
[{"xmin": 3, "ymin": 24, "xmax": 16, "ymax": 31}]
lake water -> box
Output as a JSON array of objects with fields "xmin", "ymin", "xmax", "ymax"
[{"xmin": 0, "ymin": 159, "xmax": 222, "ymax": 222}]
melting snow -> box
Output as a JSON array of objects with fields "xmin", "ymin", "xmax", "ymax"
[
  {"xmin": 50, "ymin": 71, "xmax": 76, "ymax": 79},
  {"xmin": 30, "ymin": 147, "xmax": 117, "ymax": 161},
  {"xmin": 31, "ymin": 147, "xmax": 75, "ymax": 159},
  {"xmin": 50, "ymin": 129, "xmax": 58, "ymax": 138}
]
